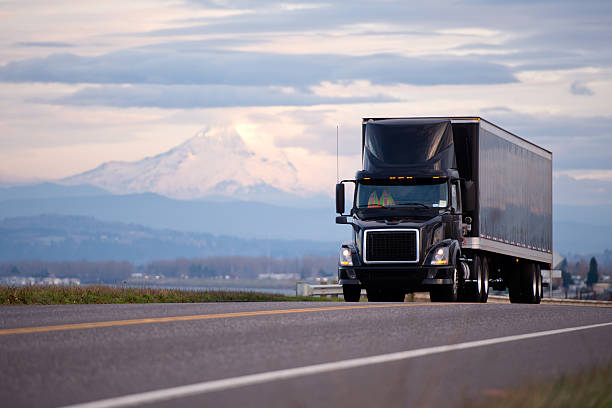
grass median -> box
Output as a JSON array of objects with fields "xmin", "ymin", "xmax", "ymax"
[{"xmin": 0, "ymin": 285, "xmax": 333, "ymax": 305}]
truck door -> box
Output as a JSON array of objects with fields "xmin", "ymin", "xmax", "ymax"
[{"xmin": 451, "ymin": 180, "xmax": 462, "ymax": 240}]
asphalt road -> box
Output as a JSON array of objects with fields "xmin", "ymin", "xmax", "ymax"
[{"xmin": 1, "ymin": 301, "xmax": 611, "ymax": 408}]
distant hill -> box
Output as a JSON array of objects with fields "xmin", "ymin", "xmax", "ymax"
[
  {"xmin": 0, "ymin": 214, "xmax": 338, "ymax": 263},
  {"xmin": 0, "ymin": 192, "xmax": 345, "ymax": 242}
]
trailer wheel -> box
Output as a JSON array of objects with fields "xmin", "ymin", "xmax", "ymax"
[
  {"xmin": 343, "ymin": 285, "xmax": 361, "ymax": 302},
  {"xmin": 430, "ymin": 265, "xmax": 459, "ymax": 302},
  {"xmin": 534, "ymin": 264, "xmax": 542, "ymax": 304},
  {"xmin": 480, "ymin": 256, "xmax": 489, "ymax": 303},
  {"xmin": 510, "ymin": 262, "xmax": 540, "ymax": 304},
  {"xmin": 508, "ymin": 263, "xmax": 523, "ymax": 303},
  {"xmin": 521, "ymin": 263, "xmax": 539, "ymax": 304}
]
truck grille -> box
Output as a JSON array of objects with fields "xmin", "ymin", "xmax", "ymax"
[{"xmin": 365, "ymin": 230, "xmax": 418, "ymax": 263}]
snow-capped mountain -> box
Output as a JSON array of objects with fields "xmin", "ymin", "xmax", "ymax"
[{"xmin": 61, "ymin": 129, "xmax": 303, "ymax": 202}]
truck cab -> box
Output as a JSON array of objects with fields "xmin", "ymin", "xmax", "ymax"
[{"xmin": 336, "ymin": 172, "xmax": 468, "ymax": 302}]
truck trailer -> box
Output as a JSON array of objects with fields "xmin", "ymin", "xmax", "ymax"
[{"xmin": 335, "ymin": 117, "xmax": 552, "ymax": 303}]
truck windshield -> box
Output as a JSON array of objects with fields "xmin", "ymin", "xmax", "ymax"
[{"xmin": 356, "ymin": 180, "xmax": 448, "ymax": 210}]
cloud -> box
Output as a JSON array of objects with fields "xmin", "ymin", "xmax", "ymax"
[
  {"xmin": 14, "ymin": 41, "xmax": 74, "ymax": 48},
  {"xmin": 162, "ymin": 0, "xmax": 612, "ymax": 77},
  {"xmin": 173, "ymin": 0, "xmax": 611, "ymax": 44},
  {"xmin": 256, "ymin": 108, "xmax": 364, "ymax": 156},
  {"xmin": 40, "ymin": 84, "xmax": 398, "ymax": 108},
  {"xmin": 554, "ymin": 175, "xmax": 612, "ymax": 205},
  {"xmin": 0, "ymin": 49, "xmax": 517, "ymax": 88},
  {"xmin": 570, "ymin": 81, "xmax": 594, "ymax": 95},
  {"xmin": 555, "ymin": 169, "xmax": 612, "ymax": 181}
]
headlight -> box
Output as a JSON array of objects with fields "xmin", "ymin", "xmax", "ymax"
[
  {"xmin": 429, "ymin": 246, "xmax": 449, "ymax": 265},
  {"xmin": 339, "ymin": 247, "xmax": 353, "ymax": 266}
]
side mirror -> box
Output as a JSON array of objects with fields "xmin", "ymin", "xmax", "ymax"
[
  {"xmin": 336, "ymin": 183, "xmax": 345, "ymax": 214},
  {"xmin": 336, "ymin": 216, "xmax": 349, "ymax": 224}
]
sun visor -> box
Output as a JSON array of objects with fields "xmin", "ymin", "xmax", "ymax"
[{"xmin": 362, "ymin": 119, "xmax": 456, "ymax": 172}]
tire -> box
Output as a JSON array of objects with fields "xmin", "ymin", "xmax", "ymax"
[
  {"xmin": 520, "ymin": 263, "xmax": 539, "ymax": 304},
  {"xmin": 509, "ymin": 262, "xmax": 540, "ymax": 304},
  {"xmin": 538, "ymin": 271, "xmax": 543, "ymax": 303},
  {"xmin": 508, "ymin": 262, "xmax": 522, "ymax": 303},
  {"xmin": 429, "ymin": 264, "xmax": 459, "ymax": 302},
  {"xmin": 480, "ymin": 256, "xmax": 489, "ymax": 303},
  {"xmin": 464, "ymin": 255, "xmax": 483, "ymax": 302},
  {"xmin": 366, "ymin": 287, "xmax": 405, "ymax": 302},
  {"xmin": 343, "ymin": 285, "xmax": 361, "ymax": 302},
  {"xmin": 534, "ymin": 264, "xmax": 542, "ymax": 304}
]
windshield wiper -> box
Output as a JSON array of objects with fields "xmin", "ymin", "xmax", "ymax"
[{"xmin": 394, "ymin": 202, "xmax": 430, "ymax": 208}]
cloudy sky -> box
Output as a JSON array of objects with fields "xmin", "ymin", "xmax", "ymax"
[{"xmin": 0, "ymin": 0, "xmax": 611, "ymax": 203}]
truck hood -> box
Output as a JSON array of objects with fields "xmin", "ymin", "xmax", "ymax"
[{"xmin": 352, "ymin": 215, "xmax": 441, "ymax": 230}]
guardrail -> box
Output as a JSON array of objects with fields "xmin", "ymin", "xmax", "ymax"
[
  {"xmin": 296, "ymin": 282, "xmax": 365, "ymax": 297},
  {"xmin": 295, "ymin": 282, "xmax": 611, "ymax": 306}
]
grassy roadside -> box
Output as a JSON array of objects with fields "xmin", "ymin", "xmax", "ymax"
[
  {"xmin": 0, "ymin": 285, "xmax": 334, "ymax": 305},
  {"xmin": 128, "ymin": 278, "xmax": 296, "ymax": 289},
  {"xmin": 469, "ymin": 362, "xmax": 612, "ymax": 408}
]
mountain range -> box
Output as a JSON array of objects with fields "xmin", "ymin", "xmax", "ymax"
[{"xmin": 60, "ymin": 129, "xmax": 326, "ymax": 206}]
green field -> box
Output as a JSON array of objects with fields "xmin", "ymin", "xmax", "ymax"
[{"xmin": 0, "ymin": 285, "xmax": 332, "ymax": 305}]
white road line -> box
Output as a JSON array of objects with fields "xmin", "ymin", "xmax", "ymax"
[{"xmin": 61, "ymin": 321, "xmax": 612, "ymax": 408}]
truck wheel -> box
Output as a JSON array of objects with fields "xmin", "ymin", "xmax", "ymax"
[
  {"xmin": 480, "ymin": 256, "xmax": 489, "ymax": 303},
  {"xmin": 343, "ymin": 285, "xmax": 361, "ymax": 302},
  {"xmin": 429, "ymin": 265, "xmax": 459, "ymax": 302},
  {"xmin": 464, "ymin": 255, "xmax": 483, "ymax": 302}
]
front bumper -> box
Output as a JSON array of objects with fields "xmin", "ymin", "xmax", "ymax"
[{"xmin": 338, "ymin": 265, "xmax": 453, "ymax": 290}]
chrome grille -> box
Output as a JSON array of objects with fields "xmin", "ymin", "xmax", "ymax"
[{"xmin": 364, "ymin": 230, "xmax": 418, "ymax": 263}]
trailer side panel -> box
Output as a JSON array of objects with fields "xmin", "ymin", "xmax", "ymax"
[{"xmin": 478, "ymin": 124, "xmax": 552, "ymax": 259}]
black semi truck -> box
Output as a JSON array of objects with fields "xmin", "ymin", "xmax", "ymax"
[{"xmin": 335, "ymin": 117, "xmax": 552, "ymax": 304}]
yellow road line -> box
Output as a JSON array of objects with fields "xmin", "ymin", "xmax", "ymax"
[{"xmin": 0, "ymin": 303, "xmax": 441, "ymax": 336}]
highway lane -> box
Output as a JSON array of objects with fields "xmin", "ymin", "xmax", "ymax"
[{"xmin": 1, "ymin": 302, "xmax": 611, "ymax": 407}]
